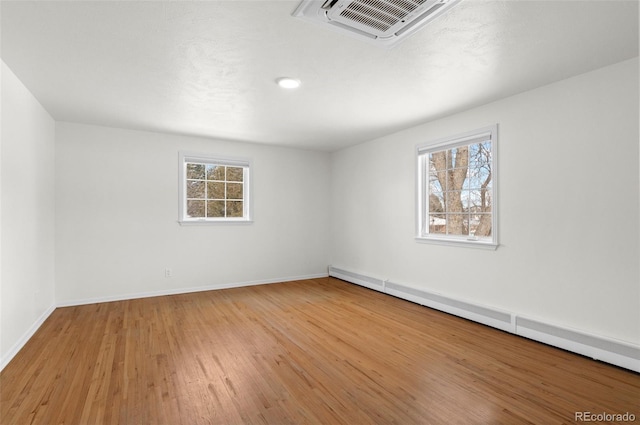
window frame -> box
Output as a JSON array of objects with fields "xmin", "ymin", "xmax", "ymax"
[
  {"xmin": 415, "ymin": 125, "xmax": 498, "ymax": 250},
  {"xmin": 178, "ymin": 152, "xmax": 252, "ymax": 225}
]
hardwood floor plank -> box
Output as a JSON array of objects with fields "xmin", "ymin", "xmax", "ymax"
[{"xmin": 1, "ymin": 277, "xmax": 638, "ymax": 424}]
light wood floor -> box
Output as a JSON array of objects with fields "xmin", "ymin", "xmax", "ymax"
[{"xmin": 1, "ymin": 277, "xmax": 638, "ymax": 424}]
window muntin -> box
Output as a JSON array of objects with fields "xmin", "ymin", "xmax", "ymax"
[
  {"xmin": 179, "ymin": 153, "xmax": 251, "ymax": 223},
  {"xmin": 416, "ymin": 126, "xmax": 497, "ymax": 248}
]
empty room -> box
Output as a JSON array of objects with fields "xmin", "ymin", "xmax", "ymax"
[{"xmin": 1, "ymin": 0, "xmax": 639, "ymax": 424}]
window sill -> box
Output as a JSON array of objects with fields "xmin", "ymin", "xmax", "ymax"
[
  {"xmin": 415, "ymin": 236, "xmax": 498, "ymax": 250},
  {"xmin": 178, "ymin": 219, "xmax": 253, "ymax": 226}
]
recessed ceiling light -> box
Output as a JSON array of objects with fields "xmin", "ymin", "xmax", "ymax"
[{"xmin": 276, "ymin": 77, "xmax": 301, "ymax": 89}]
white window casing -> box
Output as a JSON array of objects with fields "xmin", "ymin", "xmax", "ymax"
[
  {"xmin": 178, "ymin": 152, "xmax": 252, "ymax": 225},
  {"xmin": 416, "ymin": 125, "xmax": 498, "ymax": 249}
]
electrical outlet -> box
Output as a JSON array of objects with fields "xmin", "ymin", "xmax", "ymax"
[{"xmin": 165, "ymin": 268, "xmax": 172, "ymax": 278}]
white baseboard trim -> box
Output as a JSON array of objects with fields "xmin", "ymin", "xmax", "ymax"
[
  {"xmin": 385, "ymin": 279, "xmax": 515, "ymax": 333},
  {"xmin": 0, "ymin": 304, "xmax": 56, "ymax": 372},
  {"xmin": 515, "ymin": 316, "xmax": 640, "ymax": 373},
  {"xmin": 328, "ymin": 267, "xmax": 384, "ymax": 291},
  {"xmin": 56, "ymin": 273, "xmax": 329, "ymax": 308},
  {"xmin": 328, "ymin": 265, "xmax": 640, "ymax": 373}
]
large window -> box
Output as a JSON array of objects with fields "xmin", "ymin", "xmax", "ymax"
[
  {"xmin": 179, "ymin": 152, "xmax": 251, "ymax": 224},
  {"xmin": 416, "ymin": 125, "xmax": 498, "ymax": 249}
]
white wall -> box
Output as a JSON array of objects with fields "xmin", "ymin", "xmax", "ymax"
[
  {"xmin": 2, "ymin": 53, "xmax": 637, "ymax": 370},
  {"xmin": 1, "ymin": 61, "xmax": 56, "ymax": 367},
  {"xmin": 55, "ymin": 123, "xmax": 331, "ymax": 304},
  {"xmin": 330, "ymin": 58, "xmax": 640, "ymax": 345}
]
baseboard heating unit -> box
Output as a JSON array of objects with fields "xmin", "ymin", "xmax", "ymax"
[{"xmin": 328, "ymin": 266, "xmax": 640, "ymax": 373}]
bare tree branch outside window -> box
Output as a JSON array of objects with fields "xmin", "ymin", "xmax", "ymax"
[{"xmin": 427, "ymin": 141, "xmax": 492, "ymax": 238}]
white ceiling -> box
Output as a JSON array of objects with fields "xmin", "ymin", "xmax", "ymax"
[{"xmin": 1, "ymin": 1, "xmax": 638, "ymax": 151}]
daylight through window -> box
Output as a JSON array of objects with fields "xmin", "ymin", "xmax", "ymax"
[
  {"xmin": 416, "ymin": 125, "xmax": 498, "ymax": 248},
  {"xmin": 179, "ymin": 153, "xmax": 251, "ymax": 223}
]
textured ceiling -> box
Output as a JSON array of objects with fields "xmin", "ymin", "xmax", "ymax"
[{"xmin": 1, "ymin": 1, "xmax": 638, "ymax": 151}]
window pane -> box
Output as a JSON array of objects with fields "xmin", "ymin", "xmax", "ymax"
[
  {"xmin": 207, "ymin": 181, "xmax": 225, "ymax": 199},
  {"xmin": 186, "ymin": 180, "xmax": 205, "ymax": 198},
  {"xmin": 429, "ymin": 214, "xmax": 446, "ymax": 234},
  {"xmin": 430, "ymin": 151, "xmax": 448, "ymax": 173},
  {"xmin": 206, "ymin": 201, "xmax": 225, "ymax": 217},
  {"xmin": 226, "ymin": 183, "xmax": 243, "ymax": 200},
  {"xmin": 187, "ymin": 163, "xmax": 205, "ymax": 180},
  {"xmin": 227, "ymin": 201, "xmax": 243, "ymax": 217},
  {"xmin": 469, "ymin": 143, "xmax": 490, "ymax": 168},
  {"xmin": 451, "ymin": 146, "xmax": 469, "ymax": 169},
  {"xmin": 467, "ymin": 190, "xmax": 481, "ymax": 210},
  {"xmin": 187, "ymin": 200, "xmax": 205, "ymax": 217},
  {"xmin": 429, "ymin": 192, "xmax": 444, "ymax": 213},
  {"xmin": 463, "ymin": 176, "xmax": 476, "ymax": 190},
  {"xmin": 472, "ymin": 214, "xmax": 492, "ymax": 237},
  {"xmin": 484, "ymin": 192, "xmax": 492, "ymax": 211},
  {"xmin": 429, "ymin": 176, "xmax": 443, "ymax": 193},
  {"xmin": 446, "ymin": 214, "xmax": 467, "ymax": 235},
  {"xmin": 444, "ymin": 191, "xmax": 464, "ymax": 212},
  {"xmin": 207, "ymin": 165, "xmax": 225, "ymax": 181},
  {"xmin": 227, "ymin": 167, "xmax": 244, "ymax": 182}
]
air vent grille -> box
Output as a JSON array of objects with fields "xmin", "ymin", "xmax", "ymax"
[
  {"xmin": 337, "ymin": 0, "xmax": 428, "ymax": 34},
  {"xmin": 293, "ymin": 0, "xmax": 462, "ymax": 47},
  {"xmin": 340, "ymin": 8, "xmax": 392, "ymax": 32}
]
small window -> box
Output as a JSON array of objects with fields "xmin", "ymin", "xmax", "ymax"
[
  {"xmin": 179, "ymin": 152, "xmax": 251, "ymax": 224},
  {"xmin": 416, "ymin": 125, "xmax": 498, "ymax": 249}
]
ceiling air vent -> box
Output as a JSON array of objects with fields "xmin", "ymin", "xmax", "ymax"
[{"xmin": 293, "ymin": 0, "xmax": 462, "ymax": 47}]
